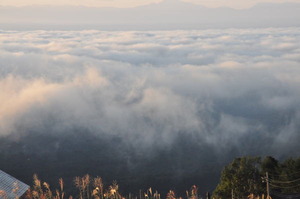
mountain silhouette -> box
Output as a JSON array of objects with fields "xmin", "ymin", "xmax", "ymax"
[{"xmin": 0, "ymin": 2, "xmax": 300, "ymax": 31}]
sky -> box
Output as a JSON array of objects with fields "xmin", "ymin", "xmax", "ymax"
[
  {"xmin": 1, "ymin": 0, "xmax": 300, "ymax": 190},
  {"xmin": 1, "ymin": 0, "xmax": 300, "ymax": 9}
]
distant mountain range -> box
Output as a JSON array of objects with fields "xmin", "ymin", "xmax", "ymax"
[{"xmin": 1, "ymin": 0, "xmax": 300, "ymax": 30}]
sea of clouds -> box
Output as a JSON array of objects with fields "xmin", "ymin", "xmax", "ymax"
[{"xmin": 1, "ymin": 28, "xmax": 300, "ymax": 157}]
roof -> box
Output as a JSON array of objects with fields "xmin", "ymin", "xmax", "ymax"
[{"xmin": 0, "ymin": 170, "xmax": 30, "ymax": 199}]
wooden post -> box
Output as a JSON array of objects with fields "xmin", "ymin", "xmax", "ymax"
[{"xmin": 266, "ymin": 172, "xmax": 270, "ymax": 199}]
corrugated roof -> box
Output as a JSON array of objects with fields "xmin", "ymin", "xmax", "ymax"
[{"xmin": 0, "ymin": 170, "xmax": 30, "ymax": 199}]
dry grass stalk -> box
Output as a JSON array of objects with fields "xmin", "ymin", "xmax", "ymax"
[
  {"xmin": 0, "ymin": 190, "xmax": 8, "ymax": 199},
  {"xmin": 166, "ymin": 190, "xmax": 176, "ymax": 199}
]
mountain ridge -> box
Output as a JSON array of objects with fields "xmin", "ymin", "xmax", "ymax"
[{"xmin": 1, "ymin": 1, "xmax": 300, "ymax": 30}]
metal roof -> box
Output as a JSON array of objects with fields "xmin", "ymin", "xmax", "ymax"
[{"xmin": 0, "ymin": 170, "xmax": 30, "ymax": 199}]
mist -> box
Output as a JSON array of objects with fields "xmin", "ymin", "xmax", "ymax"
[{"xmin": 1, "ymin": 28, "xmax": 300, "ymax": 193}]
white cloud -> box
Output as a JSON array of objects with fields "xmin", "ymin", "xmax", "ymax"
[{"xmin": 1, "ymin": 28, "xmax": 300, "ymax": 155}]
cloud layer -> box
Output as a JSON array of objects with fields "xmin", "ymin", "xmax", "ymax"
[{"xmin": 1, "ymin": 28, "xmax": 300, "ymax": 159}]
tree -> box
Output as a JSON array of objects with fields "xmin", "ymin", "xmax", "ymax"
[
  {"xmin": 213, "ymin": 157, "xmax": 264, "ymax": 199},
  {"xmin": 261, "ymin": 156, "xmax": 279, "ymax": 176},
  {"xmin": 276, "ymin": 158, "xmax": 300, "ymax": 193}
]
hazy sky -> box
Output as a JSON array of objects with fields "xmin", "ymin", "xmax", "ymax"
[{"xmin": 1, "ymin": 0, "xmax": 299, "ymax": 9}]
